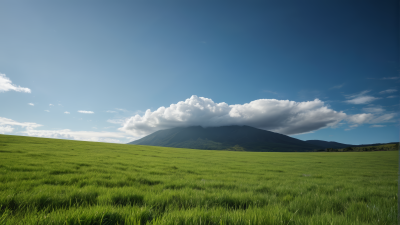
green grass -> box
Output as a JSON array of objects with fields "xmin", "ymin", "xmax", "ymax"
[{"xmin": 0, "ymin": 134, "xmax": 397, "ymax": 224}]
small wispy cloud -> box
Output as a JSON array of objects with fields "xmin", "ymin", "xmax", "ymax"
[
  {"xmin": 379, "ymin": 89, "xmax": 397, "ymax": 94},
  {"xmin": 116, "ymin": 108, "xmax": 128, "ymax": 112},
  {"xmin": 78, "ymin": 110, "xmax": 94, "ymax": 114},
  {"xmin": 363, "ymin": 106, "xmax": 385, "ymax": 114},
  {"xmin": 64, "ymin": 111, "xmax": 70, "ymax": 114},
  {"xmin": 49, "ymin": 104, "xmax": 53, "ymax": 106},
  {"xmin": 345, "ymin": 90, "xmax": 379, "ymax": 104},
  {"xmin": 107, "ymin": 119, "xmax": 126, "ymax": 125},
  {"xmin": 106, "ymin": 110, "xmax": 117, "ymax": 113},
  {"xmin": 28, "ymin": 103, "xmax": 34, "ymax": 106},
  {"xmin": 387, "ymin": 95, "xmax": 397, "ymax": 98},
  {"xmin": 330, "ymin": 84, "xmax": 345, "ymax": 89},
  {"xmin": 45, "ymin": 110, "xmax": 50, "ymax": 112},
  {"xmin": 0, "ymin": 73, "xmax": 31, "ymax": 93},
  {"xmin": 370, "ymin": 125, "xmax": 385, "ymax": 128},
  {"xmin": 346, "ymin": 96, "xmax": 379, "ymax": 104},
  {"xmin": 382, "ymin": 77, "xmax": 399, "ymax": 80},
  {"xmin": 263, "ymin": 90, "xmax": 279, "ymax": 95}
]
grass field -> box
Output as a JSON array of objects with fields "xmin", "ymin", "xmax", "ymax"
[{"xmin": 0, "ymin": 134, "xmax": 398, "ymax": 224}]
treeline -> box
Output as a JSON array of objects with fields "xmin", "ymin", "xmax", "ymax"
[{"xmin": 317, "ymin": 143, "xmax": 399, "ymax": 152}]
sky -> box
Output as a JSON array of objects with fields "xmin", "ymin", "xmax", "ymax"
[{"xmin": 0, "ymin": 0, "xmax": 399, "ymax": 145}]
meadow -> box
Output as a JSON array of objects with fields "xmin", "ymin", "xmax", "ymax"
[{"xmin": 0, "ymin": 134, "xmax": 397, "ymax": 224}]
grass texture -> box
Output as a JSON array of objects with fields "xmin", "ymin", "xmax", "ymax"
[{"xmin": 0, "ymin": 134, "xmax": 397, "ymax": 224}]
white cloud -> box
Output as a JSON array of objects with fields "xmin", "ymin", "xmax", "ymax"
[
  {"xmin": 0, "ymin": 126, "xmax": 14, "ymax": 134},
  {"xmin": 49, "ymin": 104, "xmax": 53, "ymax": 106},
  {"xmin": 0, "ymin": 116, "xmax": 131, "ymax": 143},
  {"xmin": 64, "ymin": 111, "xmax": 70, "ymax": 114},
  {"xmin": 371, "ymin": 125, "xmax": 385, "ymax": 128},
  {"xmin": 345, "ymin": 90, "xmax": 379, "ymax": 104},
  {"xmin": 106, "ymin": 110, "xmax": 117, "ymax": 113},
  {"xmin": 387, "ymin": 95, "xmax": 397, "ymax": 98},
  {"xmin": 21, "ymin": 129, "xmax": 127, "ymax": 143},
  {"xmin": 119, "ymin": 95, "xmax": 347, "ymax": 137},
  {"xmin": 379, "ymin": 89, "xmax": 397, "ymax": 94},
  {"xmin": 0, "ymin": 73, "xmax": 31, "ymax": 93},
  {"xmin": 28, "ymin": 103, "xmax": 34, "ymax": 106},
  {"xmin": 45, "ymin": 110, "xmax": 50, "ymax": 112},
  {"xmin": 78, "ymin": 110, "xmax": 94, "ymax": 114},
  {"xmin": 0, "ymin": 117, "xmax": 42, "ymax": 130}
]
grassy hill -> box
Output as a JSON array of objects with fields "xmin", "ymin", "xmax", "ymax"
[
  {"xmin": 0, "ymin": 134, "xmax": 398, "ymax": 224},
  {"xmin": 129, "ymin": 126, "xmax": 321, "ymax": 152}
]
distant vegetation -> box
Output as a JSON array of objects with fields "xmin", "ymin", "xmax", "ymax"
[
  {"xmin": 0, "ymin": 134, "xmax": 397, "ymax": 224},
  {"xmin": 322, "ymin": 143, "xmax": 399, "ymax": 152}
]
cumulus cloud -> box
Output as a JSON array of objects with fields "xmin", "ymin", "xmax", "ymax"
[
  {"xmin": 21, "ymin": 129, "xmax": 126, "ymax": 143},
  {"xmin": 64, "ymin": 111, "xmax": 70, "ymax": 114},
  {"xmin": 345, "ymin": 90, "xmax": 379, "ymax": 104},
  {"xmin": 78, "ymin": 110, "xmax": 94, "ymax": 114},
  {"xmin": 379, "ymin": 89, "xmax": 397, "ymax": 94},
  {"xmin": 0, "ymin": 117, "xmax": 42, "ymax": 130},
  {"xmin": 28, "ymin": 103, "xmax": 34, "ymax": 106},
  {"xmin": 0, "ymin": 73, "xmax": 31, "ymax": 93},
  {"xmin": 0, "ymin": 126, "xmax": 14, "ymax": 134},
  {"xmin": 119, "ymin": 95, "xmax": 347, "ymax": 137}
]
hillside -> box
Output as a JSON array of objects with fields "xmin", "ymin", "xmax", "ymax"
[
  {"xmin": 304, "ymin": 140, "xmax": 353, "ymax": 149},
  {"xmin": 129, "ymin": 125, "xmax": 321, "ymax": 152}
]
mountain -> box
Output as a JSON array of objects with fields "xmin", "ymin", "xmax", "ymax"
[
  {"xmin": 128, "ymin": 125, "xmax": 322, "ymax": 152},
  {"xmin": 304, "ymin": 140, "xmax": 353, "ymax": 149}
]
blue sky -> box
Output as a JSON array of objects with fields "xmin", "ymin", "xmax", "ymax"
[{"xmin": 0, "ymin": 0, "xmax": 398, "ymax": 145}]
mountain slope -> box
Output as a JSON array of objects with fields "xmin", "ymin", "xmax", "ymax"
[
  {"xmin": 129, "ymin": 125, "xmax": 321, "ymax": 152},
  {"xmin": 305, "ymin": 140, "xmax": 353, "ymax": 149}
]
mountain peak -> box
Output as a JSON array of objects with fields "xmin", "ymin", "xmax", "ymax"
[{"xmin": 129, "ymin": 125, "xmax": 321, "ymax": 152}]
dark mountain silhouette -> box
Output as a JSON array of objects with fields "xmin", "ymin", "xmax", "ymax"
[
  {"xmin": 128, "ymin": 125, "xmax": 322, "ymax": 152},
  {"xmin": 304, "ymin": 140, "xmax": 352, "ymax": 149}
]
